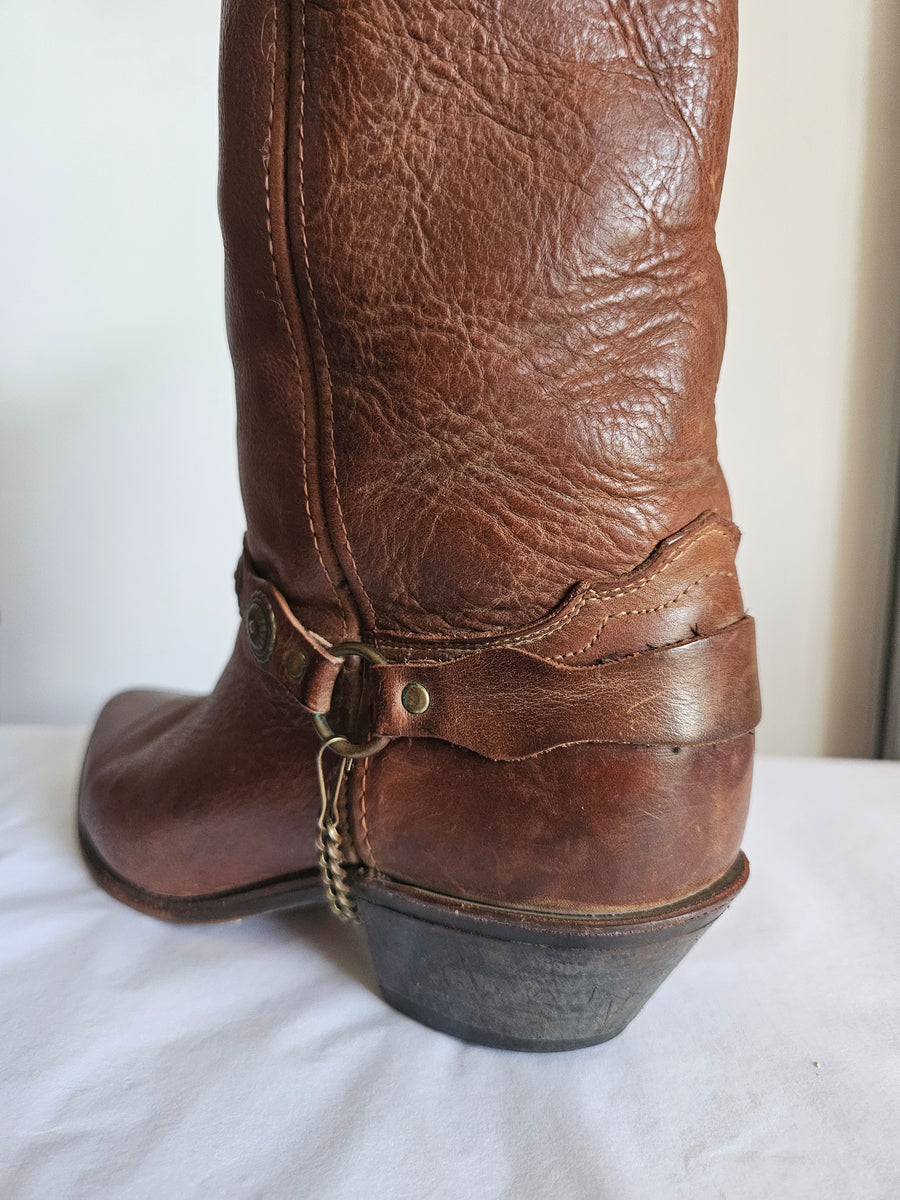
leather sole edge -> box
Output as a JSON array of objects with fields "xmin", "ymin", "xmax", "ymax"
[{"xmin": 77, "ymin": 820, "xmax": 324, "ymax": 923}]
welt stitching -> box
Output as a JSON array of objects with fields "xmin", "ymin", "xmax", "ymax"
[
  {"xmin": 298, "ymin": 0, "xmax": 375, "ymax": 630},
  {"xmin": 264, "ymin": 1, "xmax": 343, "ymax": 619},
  {"xmin": 552, "ymin": 570, "xmax": 737, "ymax": 661}
]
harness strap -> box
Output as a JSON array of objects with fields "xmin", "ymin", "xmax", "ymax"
[{"xmin": 236, "ymin": 552, "xmax": 760, "ymax": 762}]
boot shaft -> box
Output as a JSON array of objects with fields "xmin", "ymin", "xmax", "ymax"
[{"xmin": 220, "ymin": 0, "xmax": 739, "ymax": 637}]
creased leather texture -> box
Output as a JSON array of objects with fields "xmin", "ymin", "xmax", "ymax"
[
  {"xmin": 298, "ymin": 0, "xmax": 738, "ymax": 633},
  {"xmin": 79, "ymin": 0, "xmax": 757, "ymax": 920}
]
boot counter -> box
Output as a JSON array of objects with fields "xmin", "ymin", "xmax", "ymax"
[
  {"xmin": 351, "ymin": 513, "xmax": 757, "ymax": 913},
  {"xmin": 353, "ymin": 736, "xmax": 753, "ymax": 914}
]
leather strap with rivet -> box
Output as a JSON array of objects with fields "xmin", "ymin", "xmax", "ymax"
[
  {"xmin": 236, "ymin": 552, "xmax": 760, "ymax": 762},
  {"xmin": 367, "ymin": 619, "xmax": 759, "ymax": 760},
  {"xmin": 235, "ymin": 549, "xmax": 345, "ymax": 715}
]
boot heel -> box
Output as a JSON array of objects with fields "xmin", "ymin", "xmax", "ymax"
[{"xmin": 355, "ymin": 854, "xmax": 748, "ymax": 1052}]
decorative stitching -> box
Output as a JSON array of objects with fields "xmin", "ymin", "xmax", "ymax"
[
  {"xmin": 553, "ymin": 571, "xmax": 737, "ymax": 661},
  {"xmin": 377, "ymin": 523, "xmax": 736, "ymax": 653},
  {"xmin": 503, "ymin": 591, "xmax": 594, "ymax": 647},
  {"xmin": 375, "ymin": 592, "xmax": 591, "ymax": 649},
  {"xmin": 264, "ymin": 1, "xmax": 344, "ymax": 622},
  {"xmin": 375, "ymin": 582, "xmax": 594, "ymax": 649},
  {"xmin": 374, "ymin": 594, "xmax": 593, "ymax": 652},
  {"xmin": 298, "ymin": 0, "xmax": 375, "ymax": 630},
  {"xmin": 577, "ymin": 526, "xmax": 733, "ymax": 604}
]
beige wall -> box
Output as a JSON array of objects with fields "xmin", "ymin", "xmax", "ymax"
[
  {"xmin": 1, "ymin": 1, "xmax": 898, "ymax": 755},
  {"xmin": 716, "ymin": 0, "xmax": 900, "ymax": 755}
]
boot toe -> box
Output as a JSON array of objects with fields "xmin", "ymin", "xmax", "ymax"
[
  {"xmin": 78, "ymin": 688, "xmax": 205, "ymax": 903},
  {"xmin": 82, "ymin": 688, "xmax": 194, "ymax": 765},
  {"xmin": 77, "ymin": 639, "xmax": 325, "ymax": 916}
]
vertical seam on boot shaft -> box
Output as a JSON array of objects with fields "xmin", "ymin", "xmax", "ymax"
[
  {"xmin": 297, "ymin": 0, "xmax": 377, "ymax": 631},
  {"xmin": 263, "ymin": 0, "xmax": 346, "ymax": 625}
]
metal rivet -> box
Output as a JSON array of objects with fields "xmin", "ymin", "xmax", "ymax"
[
  {"xmin": 401, "ymin": 682, "xmax": 430, "ymax": 715},
  {"xmin": 285, "ymin": 649, "xmax": 307, "ymax": 680},
  {"xmin": 246, "ymin": 592, "xmax": 276, "ymax": 663}
]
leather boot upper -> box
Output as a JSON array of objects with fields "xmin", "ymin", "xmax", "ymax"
[{"xmin": 80, "ymin": 0, "xmax": 756, "ymax": 916}]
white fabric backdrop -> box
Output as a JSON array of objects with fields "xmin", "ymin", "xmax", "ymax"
[{"xmin": 1, "ymin": 728, "xmax": 898, "ymax": 1199}]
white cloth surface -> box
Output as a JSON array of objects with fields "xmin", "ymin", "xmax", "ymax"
[{"xmin": 1, "ymin": 726, "xmax": 897, "ymax": 1200}]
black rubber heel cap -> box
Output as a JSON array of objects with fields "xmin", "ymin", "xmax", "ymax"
[{"xmin": 356, "ymin": 858, "xmax": 747, "ymax": 1052}]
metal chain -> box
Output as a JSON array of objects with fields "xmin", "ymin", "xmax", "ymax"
[
  {"xmin": 311, "ymin": 642, "xmax": 394, "ymax": 921},
  {"xmin": 315, "ymin": 738, "xmax": 359, "ymax": 922}
]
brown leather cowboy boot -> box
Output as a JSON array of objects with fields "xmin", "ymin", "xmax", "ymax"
[{"xmin": 79, "ymin": 0, "xmax": 759, "ymax": 1050}]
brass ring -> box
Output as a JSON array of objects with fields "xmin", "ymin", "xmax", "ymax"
[{"xmin": 312, "ymin": 641, "xmax": 391, "ymax": 760}]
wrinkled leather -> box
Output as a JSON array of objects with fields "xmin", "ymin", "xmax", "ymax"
[
  {"xmin": 236, "ymin": 511, "xmax": 759, "ymax": 759},
  {"xmin": 298, "ymin": 0, "xmax": 738, "ymax": 633},
  {"xmin": 373, "ymin": 511, "xmax": 746, "ymax": 661},
  {"xmin": 79, "ymin": 0, "xmax": 757, "ymax": 917}
]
